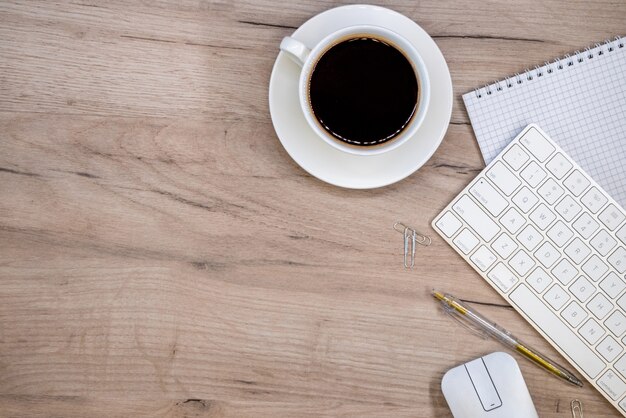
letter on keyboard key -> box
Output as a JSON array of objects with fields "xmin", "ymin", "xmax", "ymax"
[
  {"xmin": 509, "ymin": 250, "xmax": 535, "ymax": 276},
  {"xmin": 580, "ymin": 318, "xmax": 605, "ymax": 345},
  {"xmin": 552, "ymin": 258, "xmax": 577, "ymax": 285},
  {"xmin": 581, "ymin": 255, "xmax": 608, "ymax": 282},
  {"xmin": 435, "ymin": 211, "xmax": 463, "ymax": 238},
  {"xmin": 486, "ymin": 161, "xmax": 521, "ymax": 196},
  {"xmin": 598, "ymin": 370, "xmax": 626, "ymax": 400},
  {"xmin": 500, "ymin": 207, "xmax": 526, "ymax": 234},
  {"xmin": 453, "ymin": 196, "xmax": 500, "ymax": 242},
  {"xmin": 606, "ymin": 310, "xmax": 626, "ymax": 337},
  {"xmin": 602, "ymin": 272, "xmax": 626, "ymax": 299},
  {"xmin": 547, "ymin": 220, "xmax": 574, "ymax": 248},
  {"xmin": 564, "ymin": 238, "xmax": 591, "ymax": 265},
  {"xmin": 519, "ymin": 127, "xmax": 556, "ymax": 162},
  {"xmin": 487, "ymin": 262, "xmax": 518, "ymax": 293},
  {"xmin": 510, "ymin": 284, "xmax": 605, "ymax": 379},
  {"xmin": 470, "ymin": 178, "xmax": 508, "ymax": 216},
  {"xmin": 512, "ymin": 186, "xmax": 539, "ymax": 213}
]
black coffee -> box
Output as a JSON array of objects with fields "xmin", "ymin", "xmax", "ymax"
[{"xmin": 309, "ymin": 36, "xmax": 418, "ymax": 147}]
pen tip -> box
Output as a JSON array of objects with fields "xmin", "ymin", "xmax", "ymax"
[{"xmin": 432, "ymin": 290, "xmax": 444, "ymax": 301}]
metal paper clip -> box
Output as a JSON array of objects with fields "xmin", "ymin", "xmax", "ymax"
[
  {"xmin": 570, "ymin": 399, "xmax": 583, "ymax": 418},
  {"xmin": 393, "ymin": 222, "xmax": 431, "ymax": 269}
]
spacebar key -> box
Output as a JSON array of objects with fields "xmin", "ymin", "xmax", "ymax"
[{"xmin": 509, "ymin": 284, "xmax": 606, "ymax": 379}]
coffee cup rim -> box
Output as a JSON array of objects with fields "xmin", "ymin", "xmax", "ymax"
[{"xmin": 298, "ymin": 25, "xmax": 431, "ymax": 156}]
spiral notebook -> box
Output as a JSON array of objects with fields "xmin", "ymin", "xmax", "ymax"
[{"xmin": 463, "ymin": 35, "xmax": 626, "ymax": 207}]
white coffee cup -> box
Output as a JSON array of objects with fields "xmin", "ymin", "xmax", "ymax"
[{"xmin": 280, "ymin": 25, "xmax": 430, "ymax": 156}]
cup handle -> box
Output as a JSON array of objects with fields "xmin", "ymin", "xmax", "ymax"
[{"xmin": 280, "ymin": 37, "xmax": 311, "ymax": 67}]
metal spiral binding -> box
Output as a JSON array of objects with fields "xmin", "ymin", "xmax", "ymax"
[{"xmin": 473, "ymin": 35, "xmax": 625, "ymax": 99}]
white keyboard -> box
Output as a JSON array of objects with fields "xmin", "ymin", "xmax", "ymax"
[{"xmin": 432, "ymin": 124, "xmax": 626, "ymax": 415}]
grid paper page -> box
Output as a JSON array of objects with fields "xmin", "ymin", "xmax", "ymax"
[{"xmin": 463, "ymin": 36, "xmax": 626, "ymax": 207}]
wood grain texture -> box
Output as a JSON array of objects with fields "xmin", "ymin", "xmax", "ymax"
[{"xmin": 0, "ymin": 0, "xmax": 624, "ymax": 416}]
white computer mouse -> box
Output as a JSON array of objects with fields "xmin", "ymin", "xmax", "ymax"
[{"xmin": 441, "ymin": 352, "xmax": 538, "ymax": 418}]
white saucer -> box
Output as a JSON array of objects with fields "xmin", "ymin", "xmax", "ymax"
[{"xmin": 269, "ymin": 5, "xmax": 453, "ymax": 189}]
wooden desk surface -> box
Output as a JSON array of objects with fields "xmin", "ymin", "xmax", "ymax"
[{"xmin": 1, "ymin": 1, "xmax": 624, "ymax": 416}]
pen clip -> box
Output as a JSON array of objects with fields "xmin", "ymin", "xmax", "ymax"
[{"xmin": 441, "ymin": 303, "xmax": 490, "ymax": 340}]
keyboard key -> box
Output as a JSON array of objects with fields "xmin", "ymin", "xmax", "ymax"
[
  {"xmin": 590, "ymin": 230, "xmax": 617, "ymax": 256},
  {"xmin": 572, "ymin": 212, "xmax": 599, "ymax": 239},
  {"xmin": 581, "ymin": 255, "xmax": 608, "ymax": 281},
  {"xmin": 602, "ymin": 272, "xmax": 626, "ymax": 299},
  {"xmin": 500, "ymin": 207, "xmax": 525, "ymax": 234},
  {"xmin": 519, "ymin": 128, "xmax": 555, "ymax": 162},
  {"xmin": 555, "ymin": 195, "xmax": 582, "ymax": 222},
  {"xmin": 598, "ymin": 336, "xmax": 623, "ymax": 362},
  {"xmin": 503, "ymin": 144, "xmax": 529, "ymax": 170},
  {"xmin": 453, "ymin": 196, "xmax": 500, "ymax": 242},
  {"xmin": 491, "ymin": 233, "xmax": 518, "ymax": 259},
  {"xmin": 537, "ymin": 178, "xmax": 564, "ymax": 205},
  {"xmin": 517, "ymin": 224, "xmax": 542, "ymax": 251},
  {"xmin": 486, "ymin": 161, "xmax": 521, "ymax": 196},
  {"xmin": 543, "ymin": 284, "xmax": 570, "ymax": 310},
  {"xmin": 435, "ymin": 211, "xmax": 462, "ymax": 238},
  {"xmin": 470, "ymin": 245, "xmax": 497, "ymax": 272},
  {"xmin": 587, "ymin": 293, "xmax": 613, "ymax": 319},
  {"xmin": 527, "ymin": 267, "xmax": 552, "ymax": 293},
  {"xmin": 561, "ymin": 301, "xmax": 587, "ymax": 327},
  {"xmin": 564, "ymin": 170, "xmax": 591, "ymax": 197},
  {"xmin": 470, "ymin": 178, "xmax": 508, "ymax": 217},
  {"xmin": 453, "ymin": 228, "xmax": 480, "ymax": 255},
  {"xmin": 520, "ymin": 161, "xmax": 547, "ymax": 187},
  {"xmin": 587, "ymin": 293, "xmax": 613, "ymax": 320},
  {"xmin": 564, "ymin": 238, "xmax": 591, "ymax": 264},
  {"xmin": 509, "ymin": 250, "xmax": 535, "ymax": 276},
  {"xmin": 512, "ymin": 186, "xmax": 539, "ymax": 213},
  {"xmin": 615, "ymin": 354, "xmax": 626, "ymax": 379},
  {"xmin": 487, "ymin": 262, "xmax": 518, "ymax": 293},
  {"xmin": 618, "ymin": 293, "xmax": 626, "ymax": 311},
  {"xmin": 570, "ymin": 276, "xmax": 595, "ymax": 302},
  {"xmin": 598, "ymin": 370, "xmax": 626, "ymax": 400},
  {"xmin": 547, "ymin": 220, "xmax": 574, "ymax": 248},
  {"xmin": 618, "ymin": 398, "xmax": 626, "ymax": 413},
  {"xmin": 599, "ymin": 204, "xmax": 626, "ymax": 231},
  {"xmin": 579, "ymin": 318, "xmax": 605, "ymax": 345},
  {"xmin": 546, "ymin": 152, "xmax": 573, "ymax": 179},
  {"xmin": 581, "ymin": 186, "xmax": 608, "ymax": 214},
  {"xmin": 534, "ymin": 241, "xmax": 560, "ymax": 268},
  {"xmin": 606, "ymin": 310, "xmax": 626, "ymax": 337},
  {"xmin": 510, "ymin": 285, "xmax": 605, "ymax": 378},
  {"xmin": 552, "ymin": 258, "xmax": 578, "ymax": 285},
  {"xmin": 617, "ymin": 224, "xmax": 626, "ymax": 245},
  {"xmin": 530, "ymin": 203, "xmax": 556, "ymax": 230},
  {"xmin": 608, "ymin": 247, "xmax": 626, "ymax": 274}
]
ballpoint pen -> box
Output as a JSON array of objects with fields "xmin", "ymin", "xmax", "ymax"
[{"xmin": 432, "ymin": 289, "xmax": 583, "ymax": 387}]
